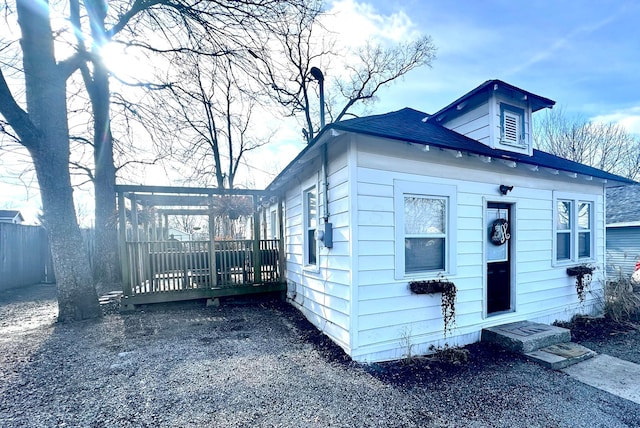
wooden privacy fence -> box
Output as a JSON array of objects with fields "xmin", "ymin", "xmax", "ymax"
[{"xmin": 0, "ymin": 223, "xmax": 54, "ymax": 290}]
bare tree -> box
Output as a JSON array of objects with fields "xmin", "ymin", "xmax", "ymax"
[
  {"xmin": 254, "ymin": 2, "xmax": 332, "ymax": 142},
  {"xmin": 330, "ymin": 38, "xmax": 436, "ymax": 123},
  {"xmin": 0, "ymin": 0, "xmax": 314, "ymax": 320},
  {"xmin": 534, "ymin": 107, "xmax": 640, "ymax": 180},
  {"xmin": 256, "ymin": 4, "xmax": 436, "ymax": 142},
  {"xmin": 163, "ymin": 54, "xmax": 273, "ymax": 189},
  {"xmin": 74, "ymin": 0, "xmax": 315, "ymax": 287},
  {"xmin": 0, "ymin": 0, "xmax": 101, "ymax": 320}
]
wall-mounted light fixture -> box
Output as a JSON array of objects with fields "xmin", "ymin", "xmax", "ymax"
[{"xmin": 499, "ymin": 185, "xmax": 514, "ymax": 195}]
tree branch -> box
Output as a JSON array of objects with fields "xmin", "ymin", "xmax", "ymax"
[{"xmin": 0, "ymin": 68, "xmax": 42, "ymax": 149}]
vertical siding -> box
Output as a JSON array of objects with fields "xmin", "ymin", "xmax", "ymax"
[
  {"xmin": 351, "ymin": 137, "xmax": 606, "ymax": 362},
  {"xmin": 606, "ymin": 226, "xmax": 640, "ymax": 276},
  {"xmin": 0, "ymin": 223, "xmax": 53, "ymax": 290},
  {"xmin": 284, "ymin": 141, "xmax": 353, "ymax": 351}
]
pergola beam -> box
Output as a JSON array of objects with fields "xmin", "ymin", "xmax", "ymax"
[{"xmin": 115, "ymin": 184, "xmax": 271, "ymax": 197}]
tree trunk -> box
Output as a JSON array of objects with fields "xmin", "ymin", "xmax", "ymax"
[
  {"xmin": 16, "ymin": 0, "xmax": 101, "ymax": 321},
  {"xmin": 32, "ymin": 145, "xmax": 102, "ymax": 321},
  {"xmin": 79, "ymin": 0, "xmax": 120, "ymax": 288},
  {"xmin": 91, "ymin": 40, "xmax": 121, "ymax": 288}
]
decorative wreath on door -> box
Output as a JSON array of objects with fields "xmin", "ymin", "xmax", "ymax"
[{"xmin": 490, "ymin": 218, "xmax": 510, "ymax": 246}]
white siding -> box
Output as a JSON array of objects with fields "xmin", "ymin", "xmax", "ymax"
[
  {"xmin": 438, "ymin": 94, "xmax": 533, "ymax": 156},
  {"xmin": 350, "ymin": 135, "xmax": 607, "ymax": 362},
  {"xmin": 284, "ymin": 141, "xmax": 353, "ymax": 352},
  {"xmin": 440, "ymin": 103, "xmax": 491, "ymax": 145}
]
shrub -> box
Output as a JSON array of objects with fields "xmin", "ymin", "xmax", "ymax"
[
  {"xmin": 603, "ymin": 274, "xmax": 640, "ymax": 323},
  {"xmin": 428, "ymin": 344, "xmax": 469, "ymax": 365}
]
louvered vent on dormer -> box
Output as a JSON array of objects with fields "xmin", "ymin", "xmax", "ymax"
[
  {"xmin": 504, "ymin": 113, "xmax": 518, "ymax": 143},
  {"xmin": 500, "ymin": 104, "xmax": 525, "ymax": 148}
]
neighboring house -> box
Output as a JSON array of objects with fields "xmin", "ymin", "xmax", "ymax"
[
  {"xmin": 167, "ymin": 227, "xmax": 191, "ymax": 241},
  {"xmin": 265, "ymin": 79, "xmax": 635, "ymax": 363},
  {"xmin": 606, "ymin": 185, "xmax": 640, "ymax": 277},
  {"xmin": 0, "ymin": 210, "xmax": 24, "ymax": 224}
]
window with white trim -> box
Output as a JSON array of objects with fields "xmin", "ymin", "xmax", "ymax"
[
  {"xmin": 405, "ymin": 196, "xmax": 446, "ymax": 272},
  {"xmin": 554, "ymin": 193, "xmax": 594, "ymax": 263},
  {"xmin": 395, "ymin": 181, "xmax": 457, "ymax": 278},
  {"xmin": 303, "ymin": 186, "xmax": 318, "ymax": 266},
  {"xmin": 500, "ymin": 104, "xmax": 525, "ymax": 148}
]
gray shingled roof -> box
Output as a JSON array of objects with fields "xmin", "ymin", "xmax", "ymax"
[
  {"xmin": 427, "ymin": 79, "xmax": 555, "ymax": 122},
  {"xmin": 607, "ymin": 185, "xmax": 640, "ymax": 224},
  {"xmin": 267, "ymin": 107, "xmax": 634, "ymax": 192}
]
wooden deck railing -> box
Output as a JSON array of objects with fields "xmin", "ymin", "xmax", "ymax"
[{"xmin": 124, "ymin": 239, "xmax": 281, "ymax": 296}]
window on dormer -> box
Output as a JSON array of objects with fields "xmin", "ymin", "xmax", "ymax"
[{"xmin": 500, "ymin": 104, "xmax": 525, "ymax": 148}]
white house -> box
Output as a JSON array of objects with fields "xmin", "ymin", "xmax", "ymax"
[
  {"xmin": 0, "ymin": 210, "xmax": 24, "ymax": 224},
  {"xmin": 266, "ymin": 80, "xmax": 635, "ymax": 363}
]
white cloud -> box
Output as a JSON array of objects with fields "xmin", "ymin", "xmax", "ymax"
[
  {"xmin": 324, "ymin": 0, "xmax": 420, "ymax": 47},
  {"xmin": 591, "ymin": 107, "xmax": 640, "ymax": 136}
]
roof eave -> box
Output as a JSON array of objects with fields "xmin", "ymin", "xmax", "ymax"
[
  {"xmin": 265, "ymin": 126, "xmax": 338, "ymax": 194},
  {"xmin": 427, "ymin": 79, "xmax": 555, "ymax": 123}
]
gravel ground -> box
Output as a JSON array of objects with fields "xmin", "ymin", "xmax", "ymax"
[{"xmin": 1, "ymin": 284, "xmax": 640, "ymax": 427}]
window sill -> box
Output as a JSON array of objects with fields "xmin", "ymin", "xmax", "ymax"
[
  {"xmin": 303, "ymin": 265, "xmax": 320, "ymax": 274},
  {"xmin": 552, "ymin": 259, "xmax": 596, "ymax": 268},
  {"xmin": 398, "ymin": 271, "xmax": 450, "ymax": 281}
]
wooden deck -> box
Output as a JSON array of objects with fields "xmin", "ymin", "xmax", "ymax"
[
  {"xmin": 116, "ymin": 185, "xmax": 286, "ymax": 308},
  {"xmin": 122, "ymin": 239, "xmax": 285, "ymax": 307}
]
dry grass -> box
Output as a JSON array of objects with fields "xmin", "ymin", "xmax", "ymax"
[{"xmin": 603, "ymin": 273, "xmax": 640, "ymax": 324}]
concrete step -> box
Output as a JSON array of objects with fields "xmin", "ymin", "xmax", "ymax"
[
  {"xmin": 481, "ymin": 320, "xmax": 571, "ymax": 353},
  {"xmin": 482, "ymin": 321, "xmax": 597, "ymax": 369},
  {"xmin": 525, "ymin": 343, "xmax": 597, "ymax": 370}
]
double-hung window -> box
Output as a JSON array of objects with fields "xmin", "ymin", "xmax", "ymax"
[
  {"xmin": 404, "ymin": 196, "xmax": 447, "ymax": 272},
  {"xmin": 395, "ymin": 181, "xmax": 457, "ymax": 278},
  {"xmin": 554, "ymin": 193, "xmax": 594, "ymax": 263},
  {"xmin": 303, "ymin": 186, "xmax": 318, "ymax": 266}
]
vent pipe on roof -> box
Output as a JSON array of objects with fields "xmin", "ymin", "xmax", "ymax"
[
  {"xmin": 310, "ymin": 67, "xmax": 331, "ymax": 246},
  {"xmin": 310, "ymin": 67, "xmax": 325, "ymax": 129}
]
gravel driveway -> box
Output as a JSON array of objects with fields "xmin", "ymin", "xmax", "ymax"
[{"xmin": 1, "ymin": 283, "xmax": 640, "ymax": 427}]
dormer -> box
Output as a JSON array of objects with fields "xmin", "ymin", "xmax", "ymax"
[{"xmin": 427, "ymin": 80, "xmax": 555, "ymax": 156}]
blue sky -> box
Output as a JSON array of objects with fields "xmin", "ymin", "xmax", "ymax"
[
  {"xmin": 246, "ymin": 0, "xmax": 640, "ymax": 188},
  {"xmin": 2, "ymin": 0, "xmax": 639, "ymax": 222},
  {"xmin": 350, "ymin": 0, "xmax": 640, "ymax": 130}
]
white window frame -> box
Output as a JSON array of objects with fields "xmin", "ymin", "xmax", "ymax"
[
  {"xmin": 394, "ymin": 180, "xmax": 457, "ymax": 279},
  {"xmin": 303, "ymin": 185, "xmax": 319, "ymax": 269},
  {"xmin": 552, "ymin": 191, "xmax": 596, "ymax": 265}
]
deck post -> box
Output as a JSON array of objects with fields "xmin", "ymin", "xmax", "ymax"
[
  {"xmin": 131, "ymin": 194, "xmax": 139, "ymax": 242},
  {"xmin": 208, "ymin": 202, "xmax": 217, "ymax": 287},
  {"xmin": 117, "ymin": 191, "xmax": 132, "ymax": 297},
  {"xmin": 142, "ymin": 206, "xmax": 149, "ymax": 241},
  {"xmin": 252, "ymin": 196, "xmax": 261, "ymax": 283}
]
